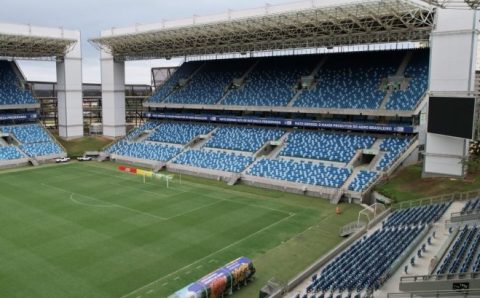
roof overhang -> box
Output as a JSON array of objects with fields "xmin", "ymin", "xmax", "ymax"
[
  {"xmin": 0, "ymin": 23, "xmax": 78, "ymax": 60},
  {"xmin": 90, "ymin": 0, "xmax": 435, "ymax": 61}
]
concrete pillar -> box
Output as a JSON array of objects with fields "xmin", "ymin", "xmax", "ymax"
[
  {"xmin": 56, "ymin": 31, "xmax": 83, "ymax": 139},
  {"xmin": 101, "ymin": 50, "xmax": 126, "ymax": 138},
  {"xmin": 423, "ymin": 8, "xmax": 478, "ymax": 177}
]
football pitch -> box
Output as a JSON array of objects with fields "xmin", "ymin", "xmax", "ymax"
[{"xmin": 0, "ymin": 162, "xmax": 360, "ymax": 298}]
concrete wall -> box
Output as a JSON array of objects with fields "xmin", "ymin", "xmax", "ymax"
[
  {"xmin": 101, "ymin": 51, "xmax": 126, "ymax": 138},
  {"xmin": 424, "ymin": 8, "xmax": 478, "ymax": 177},
  {"xmin": 56, "ymin": 31, "xmax": 84, "ymax": 139}
]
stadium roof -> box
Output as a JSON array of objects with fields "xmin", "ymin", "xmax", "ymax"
[
  {"xmin": 0, "ymin": 23, "xmax": 78, "ymax": 60},
  {"xmin": 90, "ymin": 0, "xmax": 435, "ymax": 61}
]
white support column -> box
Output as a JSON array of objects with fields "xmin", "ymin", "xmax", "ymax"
[
  {"xmin": 423, "ymin": 8, "xmax": 478, "ymax": 177},
  {"xmin": 56, "ymin": 31, "xmax": 83, "ymax": 139},
  {"xmin": 101, "ymin": 50, "xmax": 126, "ymax": 138}
]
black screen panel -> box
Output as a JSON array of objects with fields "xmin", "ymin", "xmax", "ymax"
[{"xmin": 428, "ymin": 96, "xmax": 475, "ymax": 139}]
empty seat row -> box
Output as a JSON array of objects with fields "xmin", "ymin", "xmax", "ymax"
[
  {"xmin": 146, "ymin": 50, "xmax": 429, "ymax": 112},
  {"xmin": 348, "ymin": 170, "xmax": 379, "ymax": 192},
  {"xmin": 148, "ymin": 122, "xmax": 215, "ymax": 144},
  {"xmin": 301, "ymin": 226, "xmax": 425, "ymax": 296},
  {"xmin": 205, "ymin": 126, "xmax": 284, "ymax": 152},
  {"xmin": 108, "ymin": 141, "xmax": 181, "ymax": 161},
  {"xmin": 436, "ymin": 226, "xmax": 480, "ymax": 275},
  {"xmin": 0, "ymin": 61, "xmax": 37, "ymax": 106},
  {"xmin": 383, "ymin": 202, "xmax": 451, "ymax": 228},
  {"xmin": 172, "ymin": 149, "xmax": 254, "ymax": 173},
  {"xmin": 280, "ymin": 131, "xmax": 375, "ymax": 163},
  {"xmin": 376, "ymin": 137, "xmax": 412, "ymax": 171},
  {"xmin": 247, "ymin": 158, "xmax": 351, "ymax": 188},
  {"xmin": 461, "ymin": 198, "xmax": 480, "ymax": 215}
]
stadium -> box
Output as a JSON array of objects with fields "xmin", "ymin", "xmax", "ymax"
[{"xmin": 0, "ymin": 0, "xmax": 480, "ymax": 297}]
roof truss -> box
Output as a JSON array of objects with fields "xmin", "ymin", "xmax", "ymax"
[
  {"xmin": 91, "ymin": 0, "xmax": 435, "ymax": 61},
  {"xmin": 0, "ymin": 33, "xmax": 75, "ymax": 60}
]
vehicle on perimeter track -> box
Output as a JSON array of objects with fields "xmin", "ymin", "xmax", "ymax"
[
  {"xmin": 77, "ymin": 156, "xmax": 92, "ymax": 161},
  {"xmin": 55, "ymin": 157, "xmax": 71, "ymax": 163}
]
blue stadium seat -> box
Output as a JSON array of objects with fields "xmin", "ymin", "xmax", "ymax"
[
  {"xmin": 247, "ymin": 158, "xmax": 351, "ymax": 188},
  {"xmin": 294, "ymin": 51, "xmax": 401, "ymax": 109},
  {"xmin": 386, "ymin": 50, "xmax": 429, "ymax": 111},
  {"xmin": 376, "ymin": 137, "xmax": 411, "ymax": 171},
  {"xmin": 0, "ymin": 146, "xmax": 23, "ymax": 160},
  {"xmin": 109, "ymin": 141, "xmax": 181, "ymax": 161},
  {"xmin": 147, "ymin": 61, "xmax": 202, "ymax": 103},
  {"xmin": 165, "ymin": 59, "xmax": 249, "ymax": 104},
  {"xmin": 383, "ymin": 202, "xmax": 451, "ymax": 228},
  {"xmin": 280, "ymin": 131, "xmax": 375, "ymax": 163},
  {"xmin": 223, "ymin": 56, "xmax": 314, "ymax": 106},
  {"xmin": 148, "ymin": 122, "xmax": 215, "ymax": 144},
  {"xmin": 172, "ymin": 149, "xmax": 254, "ymax": 173},
  {"xmin": 348, "ymin": 171, "xmax": 379, "ymax": 192},
  {"xmin": 0, "ymin": 61, "xmax": 38, "ymax": 105},
  {"xmin": 0, "ymin": 123, "xmax": 65, "ymax": 158},
  {"xmin": 205, "ymin": 126, "xmax": 284, "ymax": 152}
]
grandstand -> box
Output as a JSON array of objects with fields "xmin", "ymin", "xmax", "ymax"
[{"xmin": 0, "ymin": 0, "xmax": 479, "ymax": 297}]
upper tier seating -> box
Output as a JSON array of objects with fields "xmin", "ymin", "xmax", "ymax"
[
  {"xmin": 386, "ymin": 50, "xmax": 429, "ymax": 110},
  {"xmin": 383, "ymin": 202, "xmax": 451, "ymax": 228},
  {"xmin": 109, "ymin": 141, "xmax": 181, "ymax": 161},
  {"xmin": 125, "ymin": 121, "xmax": 160, "ymax": 141},
  {"xmin": 222, "ymin": 56, "xmax": 314, "ymax": 106},
  {"xmin": 0, "ymin": 146, "xmax": 23, "ymax": 160},
  {"xmin": 147, "ymin": 122, "xmax": 215, "ymax": 144},
  {"xmin": 307, "ymin": 226, "xmax": 426, "ymax": 295},
  {"xmin": 280, "ymin": 131, "xmax": 375, "ymax": 163},
  {"xmin": 247, "ymin": 158, "xmax": 351, "ymax": 188},
  {"xmin": 0, "ymin": 61, "xmax": 37, "ymax": 105},
  {"xmin": 164, "ymin": 59, "xmax": 249, "ymax": 104},
  {"xmin": 461, "ymin": 198, "xmax": 480, "ymax": 215},
  {"xmin": 436, "ymin": 226, "xmax": 480, "ymax": 276},
  {"xmin": 376, "ymin": 137, "xmax": 412, "ymax": 171},
  {"xmin": 205, "ymin": 126, "xmax": 284, "ymax": 152},
  {"xmin": 172, "ymin": 149, "xmax": 254, "ymax": 173},
  {"xmin": 348, "ymin": 170, "xmax": 378, "ymax": 192},
  {"xmin": 294, "ymin": 51, "xmax": 402, "ymax": 109},
  {"xmin": 148, "ymin": 62, "xmax": 201, "ymax": 103}
]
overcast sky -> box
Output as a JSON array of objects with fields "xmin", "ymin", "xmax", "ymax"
[{"xmin": 0, "ymin": 0, "xmax": 293, "ymax": 84}]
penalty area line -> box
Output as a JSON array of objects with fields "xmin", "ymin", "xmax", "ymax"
[{"xmin": 119, "ymin": 212, "xmax": 296, "ymax": 298}]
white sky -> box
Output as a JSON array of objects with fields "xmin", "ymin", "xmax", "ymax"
[{"xmin": 1, "ymin": 0, "xmax": 293, "ymax": 84}]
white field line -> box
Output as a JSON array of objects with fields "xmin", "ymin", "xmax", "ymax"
[
  {"xmin": 79, "ymin": 164, "xmax": 292, "ymax": 216},
  {"xmin": 41, "ymin": 182, "xmax": 168, "ymax": 221},
  {"xmin": 119, "ymin": 213, "xmax": 296, "ymax": 298}
]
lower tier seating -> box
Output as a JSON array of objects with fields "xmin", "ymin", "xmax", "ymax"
[
  {"xmin": 20, "ymin": 142, "xmax": 63, "ymax": 157},
  {"xmin": 0, "ymin": 146, "xmax": 23, "ymax": 160},
  {"xmin": 0, "ymin": 123, "xmax": 64, "ymax": 159},
  {"xmin": 126, "ymin": 121, "xmax": 160, "ymax": 141},
  {"xmin": 172, "ymin": 149, "xmax": 254, "ymax": 173},
  {"xmin": 461, "ymin": 198, "xmax": 480, "ymax": 215},
  {"xmin": 383, "ymin": 202, "xmax": 451, "ymax": 228},
  {"xmin": 376, "ymin": 137, "xmax": 412, "ymax": 171},
  {"xmin": 109, "ymin": 141, "xmax": 181, "ymax": 161},
  {"xmin": 205, "ymin": 126, "xmax": 284, "ymax": 152},
  {"xmin": 280, "ymin": 131, "xmax": 375, "ymax": 163},
  {"xmin": 246, "ymin": 158, "xmax": 351, "ymax": 188},
  {"xmin": 147, "ymin": 122, "xmax": 215, "ymax": 144},
  {"xmin": 348, "ymin": 170, "xmax": 378, "ymax": 192},
  {"xmin": 305, "ymin": 226, "xmax": 426, "ymax": 295},
  {"xmin": 436, "ymin": 226, "xmax": 480, "ymax": 275}
]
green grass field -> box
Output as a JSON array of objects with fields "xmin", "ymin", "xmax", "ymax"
[
  {"xmin": 0, "ymin": 162, "xmax": 360, "ymax": 298},
  {"xmin": 376, "ymin": 163, "xmax": 480, "ymax": 203}
]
